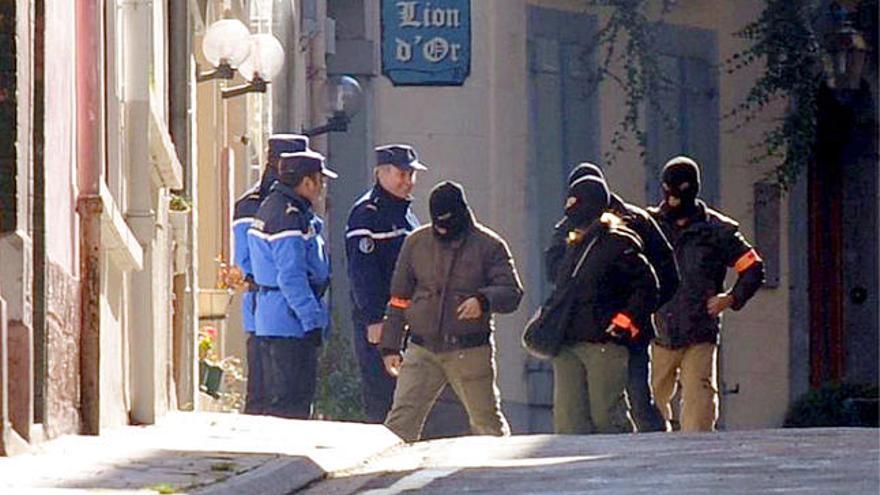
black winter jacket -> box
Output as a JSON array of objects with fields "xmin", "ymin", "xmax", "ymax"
[
  {"xmin": 547, "ymin": 193, "xmax": 679, "ymax": 310},
  {"xmin": 555, "ymin": 214, "xmax": 659, "ymax": 347},
  {"xmin": 648, "ymin": 201, "xmax": 765, "ymax": 349}
]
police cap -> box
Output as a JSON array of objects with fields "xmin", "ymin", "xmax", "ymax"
[
  {"xmin": 269, "ymin": 134, "xmax": 310, "ymax": 158},
  {"xmin": 278, "ymin": 151, "xmax": 338, "ymax": 180},
  {"xmin": 375, "ymin": 144, "xmax": 428, "ymax": 171}
]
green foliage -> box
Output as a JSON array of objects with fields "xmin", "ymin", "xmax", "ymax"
[
  {"xmin": 147, "ymin": 483, "xmax": 177, "ymax": 494},
  {"xmin": 169, "ymin": 193, "xmax": 192, "ymax": 212},
  {"xmin": 587, "ymin": 0, "xmax": 876, "ymax": 187},
  {"xmin": 726, "ymin": 0, "xmax": 827, "ymax": 188},
  {"xmin": 585, "ymin": 0, "xmax": 673, "ymax": 166},
  {"xmin": 784, "ymin": 382, "xmax": 879, "ymax": 428},
  {"xmin": 314, "ymin": 311, "xmax": 366, "ymax": 421}
]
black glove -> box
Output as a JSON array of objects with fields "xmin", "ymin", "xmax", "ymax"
[
  {"xmin": 305, "ymin": 329, "xmax": 323, "ymax": 347},
  {"xmin": 604, "ymin": 324, "xmax": 630, "ymax": 343},
  {"xmin": 311, "ymin": 281, "xmax": 329, "ymax": 299}
]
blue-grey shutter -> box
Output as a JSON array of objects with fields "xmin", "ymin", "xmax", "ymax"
[
  {"xmin": 526, "ymin": 6, "xmax": 600, "ymax": 433},
  {"xmin": 0, "ymin": 1, "xmax": 16, "ymax": 234},
  {"xmin": 528, "ymin": 6, "xmax": 599, "ymax": 298},
  {"xmin": 645, "ymin": 24, "xmax": 719, "ymax": 206}
]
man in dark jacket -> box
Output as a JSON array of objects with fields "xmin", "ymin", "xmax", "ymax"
[
  {"xmin": 552, "ymin": 175, "xmax": 659, "ymax": 434},
  {"xmin": 232, "ymin": 134, "xmax": 310, "ymax": 414},
  {"xmin": 648, "ymin": 156, "xmax": 765, "ymax": 432},
  {"xmin": 379, "ymin": 181, "xmax": 524, "ymax": 442},
  {"xmin": 546, "ymin": 162, "xmax": 677, "ymax": 432},
  {"xmin": 345, "ymin": 144, "xmax": 425, "ymax": 423}
]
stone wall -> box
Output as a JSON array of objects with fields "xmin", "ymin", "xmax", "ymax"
[{"xmin": 44, "ymin": 260, "xmax": 80, "ymax": 438}]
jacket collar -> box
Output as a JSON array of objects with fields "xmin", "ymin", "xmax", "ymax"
[
  {"xmin": 258, "ymin": 164, "xmax": 280, "ymax": 198},
  {"xmin": 372, "ymin": 183, "xmax": 413, "ymax": 213},
  {"xmin": 609, "ymin": 193, "xmax": 628, "ymax": 214},
  {"xmin": 272, "ymin": 181, "xmax": 313, "ymax": 212},
  {"xmin": 659, "ymin": 198, "xmax": 707, "ymax": 228}
]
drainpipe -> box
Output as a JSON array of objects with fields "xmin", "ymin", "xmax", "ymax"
[
  {"xmin": 75, "ymin": 0, "xmax": 103, "ymax": 436},
  {"xmin": 308, "ymin": 1, "xmax": 329, "ymax": 157},
  {"xmin": 122, "ymin": 0, "xmax": 158, "ymax": 426}
]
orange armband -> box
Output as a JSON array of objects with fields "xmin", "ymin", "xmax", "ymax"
[
  {"xmin": 734, "ymin": 249, "xmax": 762, "ymax": 273},
  {"xmin": 612, "ymin": 313, "xmax": 640, "ymax": 339},
  {"xmin": 389, "ymin": 296, "xmax": 411, "ymax": 309}
]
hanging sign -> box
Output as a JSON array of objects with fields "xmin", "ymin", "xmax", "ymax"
[{"xmin": 381, "ymin": 0, "xmax": 471, "ymax": 86}]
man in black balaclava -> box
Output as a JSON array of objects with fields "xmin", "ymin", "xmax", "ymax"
[
  {"xmin": 564, "ymin": 175, "xmax": 609, "ymax": 228},
  {"xmin": 660, "ymin": 156, "xmax": 701, "ymax": 221},
  {"xmin": 379, "ymin": 181, "xmax": 524, "ymax": 442},
  {"xmin": 546, "ymin": 175, "xmax": 659, "ymax": 434},
  {"xmin": 551, "ymin": 164, "xmax": 678, "ymax": 433},
  {"xmin": 648, "ymin": 156, "xmax": 765, "ymax": 432},
  {"xmin": 429, "ymin": 181, "xmax": 473, "ymax": 240}
]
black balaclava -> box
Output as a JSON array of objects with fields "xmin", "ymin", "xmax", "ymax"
[
  {"xmin": 567, "ymin": 162, "xmax": 605, "ymax": 187},
  {"xmin": 429, "ymin": 181, "xmax": 472, "ymax": 241},
  {"xmin": 565, "ymin": 176, "xmax": 610, "ymax": 228},
  {"xmin": 661, "ymin": 156, "xmax": 701, "ymax": 220}
]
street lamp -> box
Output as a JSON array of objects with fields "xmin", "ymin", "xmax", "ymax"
[
  {"xmin": 824, "ymin": 9, "xmax": 869, "ymax": 90},
  {"xmin": 197, "ymin": 18, "xmax": 251, "ymax": 82},
  {"xmin": 303, "ymin": 76, "xmax": 364, "ymax": 136},
  {"xmin": 221, "ymin": 33, "xmax": 285, "ymax": 99}
]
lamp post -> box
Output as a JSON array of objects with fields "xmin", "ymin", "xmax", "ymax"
[
  {"xmin": 197, "ymin": 18, "xmax": 251, "ymax": 82},
  {"xmin": 303, "ymin": 76, "xmax": 364, "ymax": 137},
  {"xmin": 222, "ymin": 33, "xmax": 285, "ymax": 99},
  {"xmin": 824, "ymin": 7, "xmax": 869, "ymax": 90}
]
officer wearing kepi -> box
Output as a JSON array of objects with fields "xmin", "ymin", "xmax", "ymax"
[
  {"xmin": 248, "ymin": 150, "xmax": 337, "ymax": 419},
  {"xmin": 345, "ymin": 144, "xmax": 425, "ymax": 423},
  {"xmin": 232, "ymin": 134, "xmax": 310, "ymax": 415}
]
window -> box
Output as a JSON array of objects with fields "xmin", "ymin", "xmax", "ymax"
[{"xmin": 0, "ymin": 1, "xmax": 17, "ymax": 233}]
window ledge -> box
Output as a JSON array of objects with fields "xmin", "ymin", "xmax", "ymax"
[
  {"xmin": 99, "ymin": 183, "xmax": 143, "ymax": 272},
  {"xmin": 149, "ymin": 94, "xmax": 184, "ymax": 190}
]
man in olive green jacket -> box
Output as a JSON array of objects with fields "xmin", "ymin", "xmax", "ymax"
[{"xmin": 379, "ymin": 181, "xmax": 524, "ymax": 442}]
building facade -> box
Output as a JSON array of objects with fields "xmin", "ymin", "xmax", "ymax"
[
  {"xmin": 1, "ymin": 0, "xmax": 198, "ymax": 454},
  {"xmin": 325, "ymin": 0, "xmax": 879, "ymax": 432}
]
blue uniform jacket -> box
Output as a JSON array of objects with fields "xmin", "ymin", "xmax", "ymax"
[
  {"xmin": 248, "ymin": 182, "xmax": 330, "ymax": 338},
  {"xmin": 345, "ymin": 185, "xmax": 419, "ymax": 324},
  {"xmin": 232, "ymin": 168, "xmax": 279, "ymax": 333}
]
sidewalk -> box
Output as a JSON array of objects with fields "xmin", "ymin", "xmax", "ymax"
[{"xmin": 0, "ymin": 412, "xmax": 402, "ymax": 494}]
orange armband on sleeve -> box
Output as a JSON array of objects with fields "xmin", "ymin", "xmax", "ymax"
[
  {"xmin": 734, "ymin": 249, "xmax": 763, "ymax": 273},
  {"xmin": 389, "ymin": 296, "xmax": 411, "ymax": 309},
  {"xmin": 612, "ymin": 313, "xmax": 640, "ymax": 339}
]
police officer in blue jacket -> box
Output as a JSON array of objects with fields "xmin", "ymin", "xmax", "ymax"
[
  {"xmin": 233, "ymin": 134, "xmax": 310, "ymax": 415},
  {"xmin": 248, "ymin": 150, "xmax": 337, "ymax": 419},
  {"xmin": 345, "ymin": 144, "xmax": 425, "ymax": 423}
]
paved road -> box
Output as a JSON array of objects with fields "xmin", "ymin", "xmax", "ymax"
[
  {"xmin": 0, "ymin": 412, "xmax": 400, "ymax": 494},
  {"xmin": 301, "ymin": 428, "xmax": 880, "ymax": 494}
]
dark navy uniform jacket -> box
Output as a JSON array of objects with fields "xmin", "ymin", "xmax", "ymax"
[
  {"xmin": 248, "ymin": 183, "xmax": 330, "ymax": 338},
  {"xmin": 345, "ymin": 185, "xmax": 419, "ymax": 324},
  {"xmin": 232, "ymin": 169, "xmax": 279, "ymax": 333}
]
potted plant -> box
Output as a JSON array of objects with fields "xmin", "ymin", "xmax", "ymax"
[
  {"xmin": 168, "ymin": 194, "xmax": 191, "ymax": 274},
  {"xmin": 198, "ymin": 325, "xmax": 223, "ymax": 398}
]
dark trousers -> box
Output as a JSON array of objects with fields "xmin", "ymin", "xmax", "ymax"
[
  {"xmin": 352, "ymin": 318, "xmax": 397, "ymax": 423},
  {"xmin": 262, "ymin": 336, "xmax": 318, "ymax": 419},
  {"xmin": 244, "ymin": 334, "xmax": 267, "ymax": 414},
  {"xmin": 626, "ymin": 344, "xmax": 668, "ymax": 432}
]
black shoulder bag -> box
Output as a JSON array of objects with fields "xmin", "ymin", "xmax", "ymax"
[{"xmin": 522, "ymin": 237, "xmax": 597, "ymax": 360}]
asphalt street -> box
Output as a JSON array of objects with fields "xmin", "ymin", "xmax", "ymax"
[{"xmin": 301, "ymin": 428, "xmax": 880, "ymax": 494}]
